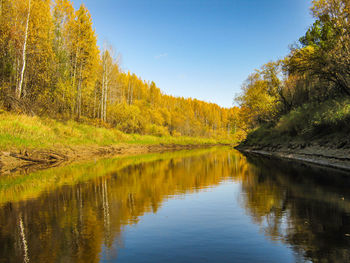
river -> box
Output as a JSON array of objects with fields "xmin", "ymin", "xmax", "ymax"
[{"xmin": 0, "ymin": 147, "xmax": 349, "ymax": 262}]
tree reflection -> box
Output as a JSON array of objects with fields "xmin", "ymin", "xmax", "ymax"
[
  {"xmin": 0, "ymin": 148, "xmax": 242, "ymax": 263},
  {"xmin": 240, "ymin": 155, "xmax": 350, "ymax": 263},
  {"xmin": 0, "ymin": 149, "xmax": 350, "ymax": 262}
]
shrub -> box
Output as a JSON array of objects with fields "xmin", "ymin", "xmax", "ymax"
[{"xmin": 145, "ymin": 124, "xmax": 170, "ymax": 137}]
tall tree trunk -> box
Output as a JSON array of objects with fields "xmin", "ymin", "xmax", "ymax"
[
  {"xmin": 100, "ymin": 76, "xmax": 105, "ymax": 120},
  {"xmin": 76, "ymin": 65, "xmax": 83, "ymax": 119},
  {"xmin": 130, "ymin": 82, "xmax": 133, "ymax": 105},
  {"xmin": 93, "ymin": 88, "xmax": 97, "ymax": 118},
  {"xmin": 101, "ymin": 58, "xmax": 106, "ymax": 121},
  {"xmin": 128, "ymin": 81, "xmax": 132, "ymax": 105},
  {"xmin": 17, "ymin": 0, "xmax": 31, "ymax": 99},
  {"xmin": 103, "ymin": 83, "xmax": 107, "ymax": 122}
]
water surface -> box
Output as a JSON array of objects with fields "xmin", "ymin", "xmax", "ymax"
[{"xmin": 0, "ymin": 148, "xmax": 350, "ymax": 262}]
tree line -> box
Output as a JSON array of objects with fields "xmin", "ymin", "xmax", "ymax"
[
  {"xmin": 234, "ymin": 0, "xmax": 350, "ymax": 135},
  {"xmin": 0, "ymin": 0, "xmax": 236, "ymax": 139}
]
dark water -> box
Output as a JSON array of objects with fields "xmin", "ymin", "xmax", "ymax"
[{"xmin": 1, "ymin": 148, "xmax": 350, "ymax": 263}]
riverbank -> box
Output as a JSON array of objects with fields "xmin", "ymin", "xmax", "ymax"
[
  {"xmin": 0, "ymin": 147, "xmax": 227, "ymax": 206},
  {"xmin": 1, "ymin": 143, "xmax": 227, "ymax": 175},
  {"xmin": 0, "ymin": 113, "xmax": 232, "ymax": 174},
  {"xmin": 236, "ymin": 133, "xmax": 350, "ymax": 171},
  {"xmin": 236, "ymin": 97, "xmax": 350, "ymax": 171}
]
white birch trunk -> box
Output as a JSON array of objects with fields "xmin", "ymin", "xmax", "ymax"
[
  {"xmin": 76, "ymin": 64, "xmax": 83, "ymax": 119},
  {"xmin": 100, "ymin": 77, "xmax": 104, "ymax": 120},
  {"xmin": 104, "ymin": 82, "xmax": 108, "ymax": 122},
  {"xmin": 93, "ymin": 88, "xmax": 97, "ymax": 118},
  {"xmin": 17, "ymin": 0, "xmax": 31, "ymax": 99},
  {"xmin": 127, "ymin": 81, "xmax": 131, "ymax": 105}
]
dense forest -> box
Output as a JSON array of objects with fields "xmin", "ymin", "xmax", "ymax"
[
  {"xmin": 1, "ymin": 0, "xmax": 349, "ymax": 144},
  {"xmin": 234, "ymin": 0, "xmax": 350, "ymax": 142},
  {"xmin": 0, "ymin": 0, "xmax": 238, "ymax": 140}
]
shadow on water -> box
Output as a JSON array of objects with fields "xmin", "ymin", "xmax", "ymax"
[
  {"xmin": 0, "ymin": 147, "xmax": 350, "ymax": 262},
  {"xmin": 241, "ymin": 153, "xmax": 350, "ymax": 262}
]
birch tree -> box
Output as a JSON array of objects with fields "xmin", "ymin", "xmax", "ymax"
[
  {"xmin": 52, "ymin": 0, "xmax": 75, "ymax": 115},
  {"xmin": 100, "ymin": 48, "xmax": 113, "ymax": 121},
  {"xmin": 71, "ymin": 5, "xmax": 99, "ymax": 119},
  {"xmin": 16, "ymin": 0, "xmax": 31, "ymax": 99}
]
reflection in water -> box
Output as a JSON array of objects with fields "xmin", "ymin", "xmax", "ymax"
[
  {"xmin": 0, "ymin": 148, "xmax": 349, "ymax": 262},
  {"xmin": 243, "ymin": 155, "xmax": 350, "ymax": 262}
]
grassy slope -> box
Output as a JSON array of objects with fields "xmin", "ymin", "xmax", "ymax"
[
  {"xmin": 0, "ymin": 113, "xmax": 230, "ymax": 151},
  {"xmin": 243, "ymin": 97, "xmax": 350, "ymax": 146}
]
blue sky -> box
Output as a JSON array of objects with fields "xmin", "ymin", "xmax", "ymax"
[{"xmin": 74, "ymin": 0, "xmax": 314, "ymax": 108}]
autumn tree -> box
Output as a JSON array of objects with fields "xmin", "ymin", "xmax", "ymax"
[
  {"xmin": 71, "ymin": 4, "xmax": 99, "ymax": 119},
  {"xmin": 0, "ymin": 0, "xmax": 17, "ymax": 91},
  {"xmin": 51, "ymin": 0, "xmax": 75, "ymax": 116},
  {"xmin": 17, "ymin": 0, "xmax": 31, "ymax": 99},
  {"xmin": 236, "ymin": 71, "xmax": 279, "ymax": 129},
  {"xmin": 287, "ymin": 0, "xmax": 350, "ymax": 97},
  {"xmin": 0, "ymin": 0, "xmax": 234, "ymax": 140}
]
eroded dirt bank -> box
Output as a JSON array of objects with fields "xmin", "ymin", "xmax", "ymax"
[
  {"xmin": 0, "ymin": 144, "xmax": 225, "ymax": 175},
  {"xmin": 236, "ymin": 140, "xmax": 350, "ymax": 171}
]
